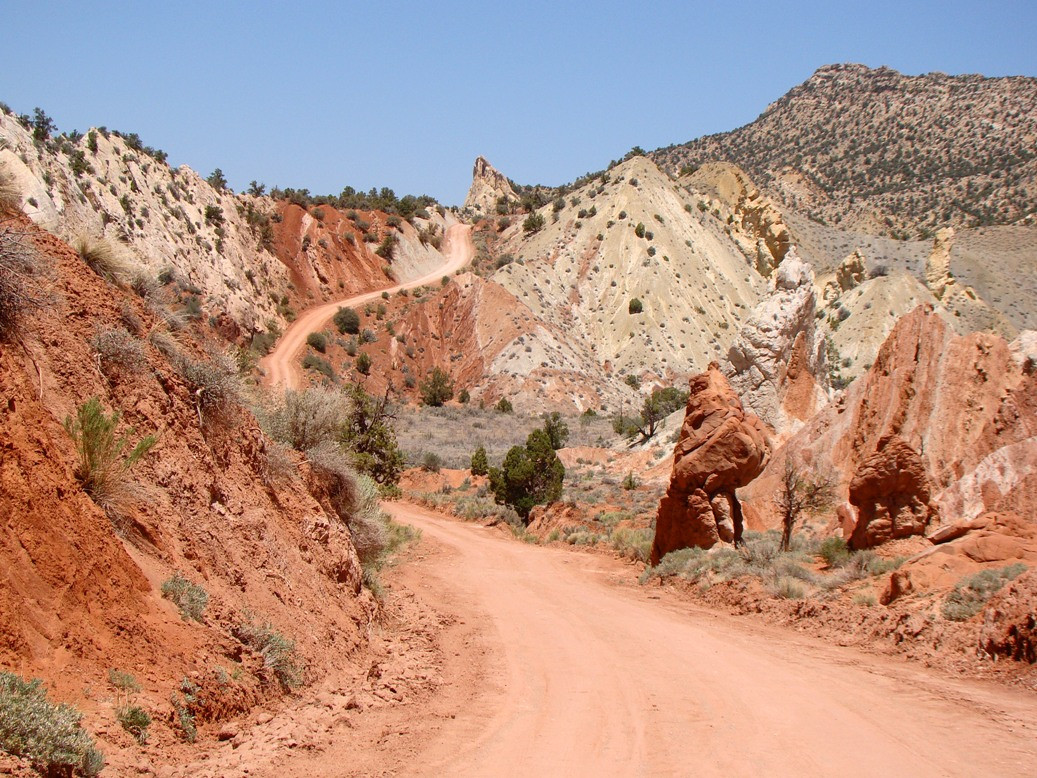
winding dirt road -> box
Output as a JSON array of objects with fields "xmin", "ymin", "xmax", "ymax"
[
  {"xmin": 380, "ymin": 503, "xmax": 1037, "ymax": 777},
  {"xmin": 259, "ymin": 223, "xmax": 474, "ymax": 391}
]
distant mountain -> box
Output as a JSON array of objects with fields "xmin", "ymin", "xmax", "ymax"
[{"xmin": 651, "ymin": 64, "xmax": 1037, "ymax": 237}]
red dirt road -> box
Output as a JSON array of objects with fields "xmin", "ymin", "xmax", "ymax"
[
  {"xmin": 383, "ymin": 503, "xmax": 1037, "ymax": 777},
  {"xmin": 259, "ymin": 223, "xmax": 474, "ymax": 391}
]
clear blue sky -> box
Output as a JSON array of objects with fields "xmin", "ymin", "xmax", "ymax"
[{"xmin": 3, "ymin": 1, "xmax": 1035, "ymax": 205}]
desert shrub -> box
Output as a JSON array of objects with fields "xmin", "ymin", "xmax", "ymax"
[
  {"xmin": 176, "ymin": 352, "xmax": 241, "ymax": 424},
  {"xmin": 495, "ymin": 397, "xmax": 513, "ymax": 414},
  {"xmin": 0, "ymin": 672, "xmax": 104, "ymax": 776},
  {"xmin": 116, "ymin": 705, "xmax": 151, "ymax": 744},
  {"xmin": 419, "ymin": 367, "xmax": 454, "ymax": 406},
  {"xmin": 355, "ymin": 351, "xmax": 371, "ymax": 375},
  {"xmin": 770, "ymin": 576, "xmax": 807, "ymax": 600},
  {"xmin": 306, "ymin": 442, "xmax": 387, "ymax": 565},
  {"xmin": 74, "ymin": 235, "xmax": 133, "ymax": 284},
  {"xmin": 63, "ymin": 397, "xmax": 157, "ymax": 516},
  {"xmin": 422, "ymin": 452, "xmax": 442, "ymax": 472},
  {"xmin": 941, "ymin": 563, "xmax": 1027, "ymax": 621},
  {"xmin": 0, "ymin": 221, "xmax": 48, "ymax": 337},
  {"xmin": 170, "ymin": 677, "xmax": 198, "ymax": 742},
  {"xmin": 301, "ymin": 352, "xmax": 334, "ymax": 379},
  {"xmin": 522, "ymin": 212, "xmax": 545, "ymax": 234},
  {"xmin": 818, "ymin": 536, "xmax": 851, "ymax": 567},
  {"xmin": 610, "ymin": 526, "xmax": 652, "ymax": 563},
  {"xmin": 107, "ymin": 669, "xmax": 139, "ymax": 693},
  {"xmin": 0, "ymin": 167, "xmax": 21, "ymax": 213},
  {"xmin": 265, "ymin": 387, "xmax": 348, "ymax": 451},
  {"xmin": 622, "ymin": 472, "xmax": 638, "ymax": 490},
  {"xmin": 306, "ymin": 331, "xmax": 327, "ymax": 352},
  {"xmin": 234, "ymin": 619, "xmax": 303, "ymax": 690},
  {"xmin": 161, "ymin": 572, "xmax": 209, "ymax": 621},
  {"xmin": 333, "ymin": 306, "xmax": 360, "ymax": 334},
  {"xmin": 470, "ymin": 446, "xmax": 489, "ymax": 476},
  {"xmin": 90, "ymin": 325, "xmax": 145, "ymax": 377},
  {"xmin": 628, "ymin": 297, "xmax": 643, "ymax": 314}
]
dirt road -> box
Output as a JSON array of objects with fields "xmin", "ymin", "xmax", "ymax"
[
  {"xmin": 380, "ymin": 503, "xmax": 1037, "ymax": 777},
  {"xmin": 259, "ymin": 223, "xmax": 474, "ymax": 391}
]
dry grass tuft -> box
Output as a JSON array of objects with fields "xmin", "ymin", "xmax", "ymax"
[{"xmin": 73, "ymin": 234, "xmax": 135, "ymax": 284}]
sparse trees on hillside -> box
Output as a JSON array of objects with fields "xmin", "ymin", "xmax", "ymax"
[{"xmin": 206, "ymin": 168, "xmax": 228, "ymax": 191}]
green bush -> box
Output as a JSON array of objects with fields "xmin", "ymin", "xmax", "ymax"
[
  {"xmin": 116, "ymin": 705, "xmax": 151, "ymax": 744},
  {"xmin": 489, "ymin": 428, "xmax": 565, "ymax": 520},
  {"xmin": 818, "ymin": 537, "xmax": 851, "ymax": 567},
  {"xmin": 161, "ymin": 572, "xmax": 209, "ymax": 621},
  {"xmin": 422, "ymin": 452, "xmax": 443, "ymax": 472},
  {"xmin": 628, "ymin": 298, "xmax": 643, "ymax": 314},
  {"xmin": 419, "ymin": 367, "xmax": 454, "ymax": 406},
  {"xmin": 306, "ymin": 331, "xmax": 327, "ymax": 353},
  {"xmin": 333, "ymin": 306, "xmax": 360, "ymax": 335},
  {"xmin": 170, "ymin": 677, "xmax": 198, "ymax": 742},
  {"xmin": 355, "ymin": 351, "xmax": 371, "ymax": 375},
  {"xmin": 0, "ymin": 672, "xmax": 104, "ymax": 776},
  {"xmin": 63, "ymin": 397, "xmax": 157, "ymax": 515},
  {"xmin": 522, "ymin": 212, "xmax": 545, "ymax": 234},
  {"xmin": 495, "ymin": 397, "xmax": 513, "ymax": 414},
  {"xmin": 337, "ymin": 382, "xmax": 404, "ymax": 486},
  {"xmin": 941, "ymin": 563, "xmax": 1027, "ymax": 621},
  {"xmin": 470, "ymin": 446, "xmax": 489, "ymax": 476},
  {"xmin": 302, "ymin": 353, "xmax": 334, "ymax": 379}
]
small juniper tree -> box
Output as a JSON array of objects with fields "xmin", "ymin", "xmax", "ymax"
[
  {"xmin": 419, "ymin": 367, "xmax": 453, "ymax": 406},
  {"xmin": 470, "ymin": 446, "xmax": 489, "ymax": 476}
]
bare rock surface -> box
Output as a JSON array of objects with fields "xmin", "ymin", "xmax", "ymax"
[
  {"xmin": 724, "ymin": 247, "xmax": 828, "ymax": 437},
  {"xmin": 462, "ymin": 156, "xmax": 518, "ymax": 214}
]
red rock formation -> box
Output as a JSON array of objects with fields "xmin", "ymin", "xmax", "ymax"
[
  {"xmin": 651, "ymin": 364, "xmax": 770, "ymax": 564},
  {"xmin": 980, "ymin": 570, "xmax": 1037, "ymax": 663},
  {"xmin": 848, "ymin": 435, "xmax": 939, "ymax": 548},
  {"xmin": 742, "ymin": 306, "xmax": 1037, "ymax": 542}
]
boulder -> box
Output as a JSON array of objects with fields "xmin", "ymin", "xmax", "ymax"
[
  {"xmin": 651, "ymin": 364, "xmax": 770, "ymax": 564},
  {"xmin": 848, "ymin": 435, "xmax": 939, "ymax": 549}
]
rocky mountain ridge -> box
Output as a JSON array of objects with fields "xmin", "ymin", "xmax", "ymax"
[{"xmin": 652, "ymin": 63, "xmax": 1037, "ymax": 236}]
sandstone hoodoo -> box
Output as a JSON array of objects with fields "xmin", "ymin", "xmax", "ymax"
[
  {"xmin": 651, "ymin": 363, "xmax": 770, "ymax": 564},
  {"xmin": 847, "ymin": 434, "xmax": 939, "ymax": 549}
]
